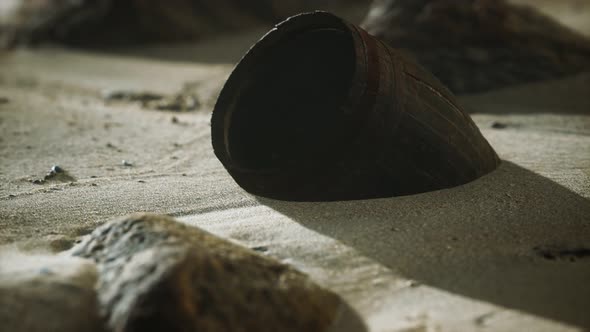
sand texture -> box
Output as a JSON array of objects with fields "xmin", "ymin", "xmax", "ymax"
[{"xmin": 1, "ymin": 9, "xmax": 590, "ymax": 331}]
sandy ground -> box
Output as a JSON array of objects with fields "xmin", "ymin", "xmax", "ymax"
[{"xmin": 1, "ymin": 5, "xmax": 590, "ymax": 331}]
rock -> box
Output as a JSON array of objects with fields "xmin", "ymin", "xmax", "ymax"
[
  {"xmin": 102, "ymin": 88, "xmax": 200, "ymax": 112},
  {"xmin": 0, "ymin": 251, "xmax": 104, "ymax": 332},
  {"xmin": 51, "ymin": 165, "xmax": 64, "ymax": 174},
  {"xmin": 533, "ymin": 245, "xmax": 590, "ymax": 262},
  {"xmin": 102, "ymin": 90, "xmax": 164, "ymax": 103},
  {"xmin": 362, "ymin": 0, "xmax": 590, "ymax": 93},
  {"xmin": 491, "ymin": 121, "xmax": 508, "ymax": 129},
  {"xmin": 34, "ymin": 165, "xmax": 76, "ymax": 183},
  {"xmin": 144, "ymin": 94, "xmax": 201, "ymax": 112},
  {"xmin": 0, "ymin": 0, "xmax": 368, "ymax": 48},
  {"xmin": 71, "ymin": 213, "xmax": 342, "ymax": 332}
]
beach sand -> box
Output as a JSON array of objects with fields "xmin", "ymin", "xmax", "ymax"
[{"xmin": 1, "ymin": 6, "xmax": 589, "ymax": 331}]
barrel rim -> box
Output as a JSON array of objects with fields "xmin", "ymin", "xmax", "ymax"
[{"xmin": 211, "ymin": 11, "xmax": 370, "ymax": 175}]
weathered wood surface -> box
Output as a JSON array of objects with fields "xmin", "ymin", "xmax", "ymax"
[{"xmin": 211, "ymin": 12, "xmax": 500, "ymax": 201}]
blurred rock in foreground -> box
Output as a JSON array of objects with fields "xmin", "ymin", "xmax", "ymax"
[
  {"xmin": 0, "ymin": 213, "xmax": 345, "ymax": 332},
  {"xmin": 72, "ymin": 213, "xmax": 342, "ymax": 332},
  {"xmin": 0, "ymin": 252, "xmax": 104, "ymax": 332}
]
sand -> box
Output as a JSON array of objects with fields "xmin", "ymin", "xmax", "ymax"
[{"xmin": 1, "ymin": 10, "xmax": 590, "ymax": 332}]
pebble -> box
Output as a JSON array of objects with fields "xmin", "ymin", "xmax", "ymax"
[
  {"xmin": 251, "ymin": 245, "xmax": 269, "ymax": 253},
  {"xmin": 491, "ymin": 121, "xmax": 508, "ymax": 129},
  {"xmin": 122, "ymin": 160, "xmax": 133, "ymax": 167},
  {"xmin": 101, "ymin": 90, "xmax": 163, "ymax": 102},
  {"xmin": 409, "ymin": 281, "xmax": 421, "ymax": 288},
  {"xmin": 51, "ymin": 165, "xmax": 64, "ymax": 174}
]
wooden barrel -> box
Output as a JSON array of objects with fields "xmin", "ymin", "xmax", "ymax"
[{"xmin": 211, "ymin": 11, "xmax": 500, "ymax": 201}]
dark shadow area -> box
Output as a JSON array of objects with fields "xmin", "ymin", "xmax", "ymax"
[
  {"xmin": 258, "ymin": 161, "xmax": 590, "ymax": 328},
  {"xmin": 228, "ymin": 28, "xmax": 355, "ymax": 169}
]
